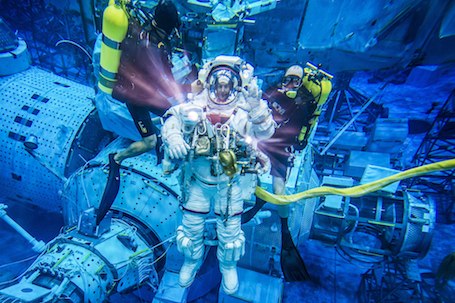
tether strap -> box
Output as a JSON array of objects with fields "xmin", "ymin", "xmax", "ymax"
[
  {"xmin": 102, "ymin": 34, "xmax": 122, "ymax": 50},
  {"xmin": 181, "ymin": 206, "xmax": 210, "ymax": 215},
  {"xmin": 98, "ymin": 73, "xmax": 116, "ymax": 89},
  {"xmin": 99, "ymin": 66, "xmax": 117, "ymax": 81}
]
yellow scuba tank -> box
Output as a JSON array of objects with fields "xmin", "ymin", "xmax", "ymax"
[
  {"xmin": 298, "ymin": 63, "xmax": 333, "ymax": 142},
  {"xmin": 98, "ymin": 0, "xmax": 129, "ymax": 94}
]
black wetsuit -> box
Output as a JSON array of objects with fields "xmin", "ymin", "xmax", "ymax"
[
  {"xmin": 113, "ymin": 21, "xmax": 190, "ymax": 138},
  {"xmin": 258, "ymin": 87, "xmax": 316, "ymax": 179}
]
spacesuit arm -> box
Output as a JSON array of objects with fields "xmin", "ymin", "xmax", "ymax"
[
  {"xmin": 242, "ymin": 77, "xmax": 276, "ymax": 140},
  {"xmin": 247, "ymin": 98, "xmax": 276, "ymax": 139},
  {"xmin": 238, "ymin": 78, "xmax": 276, "ymax": 140},
  {"xmin": 161, "ymin": 108, "xmax": 190, "ymax": 159},
  {"xmin": 235, "ymin": 98, "xmax": 275, "ymax": 140}
]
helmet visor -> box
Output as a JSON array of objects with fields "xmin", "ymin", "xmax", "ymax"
[{"xmin": 208, "ymin": 68, "xmax": 239, "ymax": 105}]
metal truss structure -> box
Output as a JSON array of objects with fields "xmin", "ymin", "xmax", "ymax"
[
  {"xmin": 0, "ymin": 0, "xmax": 93, "ymax": 86},
  {"xmin": 312, "ymin": 75, "xmax": 388, "ymax": 177},
  {"xmin": 320, "ymin": 76, "xmax": 388, "ymax": 138},
  {"xmin": 411, "ymin": 89, "xmax": 455, "ymax": 223},
  {"xmin": 358, "ymin": 258, "xmax": 439, "ymax": 303}
]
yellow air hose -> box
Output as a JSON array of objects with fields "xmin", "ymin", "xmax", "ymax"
[{"xmin": 256, "ymin": 158, "xmax": 455, "ymax": 205}]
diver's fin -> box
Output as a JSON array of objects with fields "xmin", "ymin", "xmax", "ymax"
[
  {"xmin": 241, "ymin": 196, "xmax": 267, "ymax": 224},
  {"xmin": 96, "ymin": 153, "xmax": 121, "ymax": 225},
  {"xmin": 280, "ymin": 217, "xmax": 311, "ymax": 282},
  {"xmin": 436, "ymin": 252, "xmax": 455, "ymax": 287},
  {"xmin": 156, "ymin": 135, "xmax": 163, "ymax": 165}
]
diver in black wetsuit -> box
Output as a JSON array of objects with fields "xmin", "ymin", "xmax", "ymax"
[
  {"xmin": 112, "ymin": 0, "xmax": 185, "ymax": 165},
  {"xmin": 97, "ymin": 0, "xmax": 202, "ymax": 224}
]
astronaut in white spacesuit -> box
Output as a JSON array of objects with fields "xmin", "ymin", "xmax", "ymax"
[{"xmin": 161, "ymin": 56, "xmax": 275, "ymax": 294}]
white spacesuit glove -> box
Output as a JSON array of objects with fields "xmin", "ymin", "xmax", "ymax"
[
  {"xmin": 166, "ymin": 134, "xmax": 190, "ymax": 160},
  {"xmin": 255, "ymin": 150, "xmax": 271, "ymax": 175},
  {"xmin": 241, "ymin": 77, "xmax": 262, "ymax": 111}
]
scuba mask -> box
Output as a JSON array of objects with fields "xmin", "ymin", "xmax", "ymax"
[
  {"xmin": 282, "ymin": 75, "xmax": 302, "ymax": 88},
  {"xmin": 281, "ymin": 75, "xmax": 302, "ymax": 99}
]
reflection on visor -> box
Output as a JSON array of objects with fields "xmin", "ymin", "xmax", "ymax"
[
  {"xmin": 282, "ymin": 75, "xmax": 302, "ymax": 88},
  {"xmin": 208, "ymin": 68, "xmax": 240, "ymax": 105}
]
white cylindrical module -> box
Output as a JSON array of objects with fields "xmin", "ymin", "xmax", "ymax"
[{"xmin": 0, "ymin": 67, "xmax": 111, "ymax": 211}]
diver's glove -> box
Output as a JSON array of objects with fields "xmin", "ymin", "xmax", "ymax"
[{"xmin": 166, "ymin": 134, "xmax": 190, "ymax": 160}]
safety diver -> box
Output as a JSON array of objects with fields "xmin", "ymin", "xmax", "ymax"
[
  {"xmin": 95, "ymin": 0, "xmax": 203, "ymax": 224},
  {"xmin": 161, "ymin": 55, "xmax": 276, "ymax": 294},
  {"xmin": 111, "ymin": 0, "xmax": 193, "ymax": 165},
  {"xmin": 245, "ymin": 64, "xmax": 333, "ymax": 281}
]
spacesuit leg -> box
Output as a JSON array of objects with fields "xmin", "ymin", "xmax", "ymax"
[
  {"xmin": 177, "ymin": 212, "xmax": 205, "ymax": 287},
  {"xmin": 215, "ymin": 183, "xmax": 245, "ymax": 294},
  {"xmin": 176, "ymin": 180, "xmax": 210, "ymax": 288}
]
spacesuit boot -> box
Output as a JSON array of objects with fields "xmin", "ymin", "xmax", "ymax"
[
  {"xmin": 216, "ymin": 214, "xmax": 244, "ymax": 295},
  {"xmin": 176, "ymin": 213, "xmax": 206, "ymax": 288},
  {"xmin": 219, "ymin": 260, "xmax": 239, "ymax": 294},
  {"xmin": 179, "ymin": 256, "xmax": 202, "ymax": 287}
]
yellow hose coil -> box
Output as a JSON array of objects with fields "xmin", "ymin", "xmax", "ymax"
[{"xmin": 256, "ymin": 159, "xmax": 455, "ymax": 205}]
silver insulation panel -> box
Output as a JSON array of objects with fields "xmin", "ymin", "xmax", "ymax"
[{"xmin": 0, "ymin": 67, "xmax": 109, "ymax": 211}]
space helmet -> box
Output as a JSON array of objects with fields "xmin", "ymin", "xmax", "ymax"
[
  {"xmin": 154, "ymin": 0, "xmax": 181, "ymax": 35},
  {"xmin": 208, "ymin": 67, "xmax": 240, "ymax": 106}
]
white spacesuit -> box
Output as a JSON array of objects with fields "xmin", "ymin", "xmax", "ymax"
[{"xmin": 161, "ymin": 56, "xmax": 275, "ymax": 294}]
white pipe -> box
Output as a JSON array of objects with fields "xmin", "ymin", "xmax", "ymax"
[{"xmin": 0, "ymin": 204, "xmax": 46, "ymax": 253}]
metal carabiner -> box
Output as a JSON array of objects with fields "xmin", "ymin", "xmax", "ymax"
[{"xmin": 220, "ymin": 124, "xmax": 230, "ymax": 150}]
